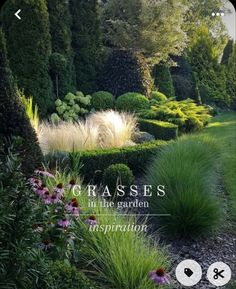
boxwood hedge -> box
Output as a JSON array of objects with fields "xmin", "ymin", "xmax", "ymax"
[
  {"xmin": 46, "ymin": 140, "xmax": 167, "ymax": 182},
  {"xmin": 138, "ymin": 119, "xmax": 178, "ymax": 140}
]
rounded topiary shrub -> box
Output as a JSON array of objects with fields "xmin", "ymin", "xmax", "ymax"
[
  {"xmin": 151, "ymin": 91, "xmax": 167, "ymax": 102},
  {"xmin": 101, "ymin": 49, "xmax": 153, "ymax": 98},
  {"xmin": 102, "ymin": 163, "xmax": 134, "ymax": 195},
  {"xmin": 91, "ymin": 91, "xmax": 114, "ymax": 110},
  {"xmin": 116, "ymin": 92, "xmax": 149, "ymax": 112}
]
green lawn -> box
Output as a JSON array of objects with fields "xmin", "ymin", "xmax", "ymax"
[{"xmin": 199, "ymin": 112, "xmax": 236, "ymax": 219}]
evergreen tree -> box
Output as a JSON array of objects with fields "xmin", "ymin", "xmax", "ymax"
[
  {"xmin": 170, "ymin": 55, "xmax": 200, "ymax": 102},
  {"xmin": 221, "ymin": 39, "xmax": 233, "ymax": 65},
  {"xmin": 101, "ymin": 0, "xmax": 187, "ymax": 62},
  {"xmin": 226, "ymin": 43, "xmax": 236, "ymax": 109},
  {"xmin": 101, "ymin": 49, "xmax": 153, "ymax": 97},
  {"xmin": 188, "ymin": 26, "xmax": 229, "ymax": 107},
  {"xmin": 1, "ymin": 0, "xmax": 53, "ymax": 116},
  {"xmin": 153, "ymin": 63, "xmax": 175, "ymax": 97},
  {"xmin": 47, "ymin": 0, "xmax": 76, "ymax": 99},
  {"xmin": 70, "ymin": 0, "xmax": 102, "ymax": 93},
  {"xmin": 0, "ymin": 29, "xmax": 43, "ymax": 175},
  {"xmin": 184, "ymin": 0, "xmax": 228, "ymax": 57}
]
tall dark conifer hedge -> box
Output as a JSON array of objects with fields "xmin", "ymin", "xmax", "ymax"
[
  {"xmin": 101, "ymin": 49, "xmax": 153, "ymax": 97},
  {"xmin": 221, "ymin": 39, "xmax": 233, "ymax": 65},
  {"xmin": 70, "ymin": 0, "xmax": 102, "ymax": 93},
  {"xmin": 1, "ymin": 0, "xmax": 53, "ymax": 116},
  {"xmin": 47, "ymin": 0, "xmax": 76, "ymax": 99},
  {"xmin": 0, "ymin": 29, "xmax": 43, "ymax": 175},
  {"xmin": 153, "ymin": 63, "xmax": 175, "ymax": 97}
]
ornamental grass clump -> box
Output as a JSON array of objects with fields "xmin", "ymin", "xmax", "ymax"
[
  {"xmin": 145, "ymin": 135, "xmax": 223, "ymax": 239},
  {"xmin": 38, "ymin": 110, "xmax": 137, "ymax": 153}
]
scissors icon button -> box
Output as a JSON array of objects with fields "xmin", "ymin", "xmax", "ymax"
[
  {"xmin": 207, "ymin": 262, "xmax": 231, "ymax": 286},
  {"xmin": 213, "ymin": 268, "xmax": 225, "ymax": 279}
]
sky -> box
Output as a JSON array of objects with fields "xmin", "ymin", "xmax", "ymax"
[{"xmin": 222, "ymin": 0, "xmax": 236, "ymax": 40}]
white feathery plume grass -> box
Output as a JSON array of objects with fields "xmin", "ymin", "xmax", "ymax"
[{"xmin": 38, "ymin": 110, "xmax": 137, "ymax": 154}]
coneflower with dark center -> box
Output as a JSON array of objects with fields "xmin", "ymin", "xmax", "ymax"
[
  {"xmin": 65, "ymin": 198, "xmax": 80, "ymax": 217},
  {"xmin": 54, "ymin": 183, "xmax": 64, "ymax": 195},
  {"xmin": 149, "ymin": 267, "xmax": 170, "ymax": 285},
  {"xmin": 68, "ymin": 179, "xmax": 76, "ymax": 189},
  {"xmin": 35, "ymin": 167, "xmax": 54, "ymax": 178},
  {"xmin": 85, "ymin": 215, "xmax": 97, "ymax": 226},
  {"xmin": 58, "ymin": 218, "xmax": 71, "ymax": 228}
]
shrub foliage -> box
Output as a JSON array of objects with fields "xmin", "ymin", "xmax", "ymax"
[
  {"xmin": 48, "ymin": 0, "xmax": 76, "ymax": 99},
  {"xmin": 153, "ymin": 63, "xmax": 175, "ymax": 97},
  {"xmin": 102, "ymin": 163, "xmax": 134, "ymax": 194},
  {"xmin": 70, "ymin": 0, "xmax": 102, "ymax": 93},
  {"xmin": 138, "ymin": 119, "xmax": 178, "ymax": 140},
  {"xmin": 101, "ymin": 50, "xmax": 153, "ymax": 97},
  {"xmin": 46, "ymin": 140, "xmax": 166, "ymax": 182},
  {"xmin": 138, "ymin": 99, "xmax": 211, "ymax": 133},
  {"xmin": 2, "ymin": 0, "xmax": 53, "ymax": 116},
  {"xmin": 91, "ymin": 91, "xmax": 114, "ymax": 110},
  {"xmin": 116, "ymin": 92, "xmax": 150, "ymax": 112},
  {"xmin": 0, "ymin": 30, "xmax": 42, "ymax": 175}
]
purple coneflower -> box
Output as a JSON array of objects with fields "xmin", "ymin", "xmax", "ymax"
[
  {"xmin": 149, "ymin": 268, "xmax": 170, "ymax": 285},
  {"xmin": 68, "ymin": 179, "xmax": 76, "ymax": 189},
  {"xmin": 34, "ymin": 167, "xmax": 54, "ymax": 178},
  {"xmin": 29, "ymin": 177, "xmax": 42, "ymax": 188},
  {"xmin": 58, "ymin": 218, "xmax": 70, "ymax": 228},
  {"xmin": 85, "ymin": 215, "xmax": 97, "ymax": 226},
  {"xmin": 65, "ymin": 198, "xmax": 80, "ymax": 217},
  {"xmin": 54, "ymin": 183, "xmax": 64, "ymax": 195},
  {"xmin": 41, "ymin": 191, "xmax": 54, "ymax": 204},
  {"xmin": 50, "ymin": 193, "xmax": 61, "ymax": 204},
  {"xmin": 34, "ymin": 185, "xmax": 49, "ymax": 197}
]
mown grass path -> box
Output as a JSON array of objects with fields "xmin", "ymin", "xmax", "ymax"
[{"xmin": 199, "ymin": 112, "xmax": 236, "ymax": 219}]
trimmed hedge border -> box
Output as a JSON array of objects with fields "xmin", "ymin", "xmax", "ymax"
[
  {"xmin": 138, "ymin": 119, "xmax": 178, "ymax": 140},
  {"xmin": 46, "ymin": 140, "xmax": 167, "ymax": 182}
]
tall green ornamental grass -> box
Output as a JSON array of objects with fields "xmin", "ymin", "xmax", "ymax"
[
  {"xmin": 18, "ymin": 90, "xmax": 39, "ymax": 133},
  {"xmin": 41, "ymin": 169, "xmax": 169, "ymax": 289},
  {"xmin": 145, "ymin": 136, "xmax": 223, "ymax": 239}
]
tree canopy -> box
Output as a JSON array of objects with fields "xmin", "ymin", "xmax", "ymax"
[{"xmin": 101, "ymin": 0, "xmax": 187, "ymax": 62}]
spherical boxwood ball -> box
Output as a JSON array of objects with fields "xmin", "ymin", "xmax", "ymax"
[
  {"xmin": 91, "ymin": 91, "xmax": 114, "ymax": 110},
  {"xmin": 116, "ymin": 92, "xmax": 149, "ymax": 112},
  {"xmin": 102, "ymin": 163, "xmax": 134, "ymax": 194}
]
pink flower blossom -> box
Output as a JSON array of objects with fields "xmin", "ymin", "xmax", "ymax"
[
  {"xmin": 50, "ymin": 193, "xmax": 61, "ymax": 204},
  {"xmin": 85, "ymin": 215, "xmax": 97, "ymax": 226},
  {"xmin": 149, "ymin": 268, "xmax": 170, "ymax": 285},
  {"xmin": 34, "ymin": 167, "xmax": 54, "ymax": 178},
  {"xmin": 58, "ymin": 218, "xmax": 70, "ymax": 228},
  {"xmin": 54, "ymin": 183, "xmax": 64, "ymax": 195},
  {"xmin": 34, "ymin": 186, "xmax": 49, "ymax": 197},
  {"xmin": 29, "ymin": 177, "xmax": 42, "ymax": 188},
  {"xmin": 65, "ymin": 198, "xmax": 80, "ymax": 217}
]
